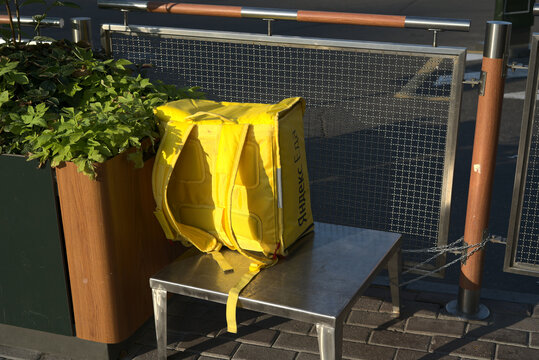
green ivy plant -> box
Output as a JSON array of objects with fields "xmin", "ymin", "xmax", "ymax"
[{"xmin": 0, "ymin": 40, "xmax": 203, "ymax": 178}]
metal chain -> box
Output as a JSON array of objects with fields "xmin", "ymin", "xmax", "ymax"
[
  {"xmin": 402, "ymin": 237, "xmax": 465, "ymax": 254},
  {"xmin": 396, "ymin": 236, "xmax": 491, "ymax": 287}
]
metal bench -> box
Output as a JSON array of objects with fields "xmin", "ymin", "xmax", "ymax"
[{"xmin": 150, "ymin": 222, "xmax": 401, "ymax": 360}]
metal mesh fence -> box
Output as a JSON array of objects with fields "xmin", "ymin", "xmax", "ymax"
[
  {"xmin": 505, "ymin": 34, "xmax": 539, "ymax": 276},
  {"xmin": 516, "ymin": 109, "xmax": 539, "ymax": 267},
  {"xmin": 106, "ymin": 28, "xmax": 463, "ymax": 268}
]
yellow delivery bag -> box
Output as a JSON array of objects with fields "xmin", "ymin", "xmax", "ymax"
[{"xmin": 152, "ymin": 97, "xmax": 313, "ymax": 332}]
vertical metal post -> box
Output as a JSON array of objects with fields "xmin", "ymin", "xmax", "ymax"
[
  {"xmin": 100, "ymin": 28, "xmax": 113, "ymax": 56},
  {"xmin": 265, "ymin": 18, "xmax": 275, "ymax": 36},
  {"xmin": 122, "ymin": 9, "xmax": 129, "ymax": 26},
  {"xmin": 316, "ymin": 323, "xmax": 343, "ymax": 360},
  {"xmin": 152, "ymin": 288, "xmax": 168, "ymax": 360},
  {"xmin": 431, "ymin": 29, "xmax": 440, "ymax": 47},
  {"xmin": 387, "ymin": 246, "xmax": 402, "ymax": 315},
  {"xmin": 71, "ymin": 17, "xmax": 92, "ymax": 47},
  {"xmin": 446, "ymin": 21, "xmax": 511, "ymax": 320}
]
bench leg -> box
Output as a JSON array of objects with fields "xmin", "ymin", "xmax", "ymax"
[
  {"xmin": 152, "ymin": 288, "xmax": 168, "ymax": 360},
  {"xmin": 387, "ymin": 247, "xmax": 401, "ymax": 315},
  {"xmin": 316, "ymin": 323, "xmax": 343, "ymax": 360}
]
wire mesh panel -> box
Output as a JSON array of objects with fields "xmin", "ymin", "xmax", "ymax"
[
  {"xmin": 103, "ymin": 25, "xmax": 465, "ymax": 271},
  {"xmin": 505, "ymin": 34, "xmax": 539, "ymax": 277}
]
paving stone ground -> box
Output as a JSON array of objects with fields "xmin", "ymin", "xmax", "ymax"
[{"xmin": 2, "ymin": 285, "xmax": 538, "ymax": 360}]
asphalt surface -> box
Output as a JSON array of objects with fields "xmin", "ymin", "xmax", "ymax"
[{"xmin": 16, "ymin": 1, "xmax": 539, "ymax": 295}]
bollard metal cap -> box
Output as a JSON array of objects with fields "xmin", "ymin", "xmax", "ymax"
[
  {"xmin": 483, "ymin": 21, "xmax": 511, "ymax": 59},
  {"xmin": 70, "ymin": 17, "xmax": 91, "ymax": 30}
]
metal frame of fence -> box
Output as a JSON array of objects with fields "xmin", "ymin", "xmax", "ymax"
[
  {"xmin": 101, "ymin": 24, "xmax": 466, "ymax": 275},
  {"xmin": 504, "ymin": 32, "xmax": 539, "ymax": 277}
]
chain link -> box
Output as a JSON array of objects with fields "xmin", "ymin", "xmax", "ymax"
[{"xmin": 396, "ymin": 235, "xmax": 492, "ymax": 287}]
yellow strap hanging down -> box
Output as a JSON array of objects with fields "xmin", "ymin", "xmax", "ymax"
[{"xmin": 226, "ymin": 263, "xmax": 262, "ymax": 333}]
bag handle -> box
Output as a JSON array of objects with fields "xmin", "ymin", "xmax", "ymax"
[
  {"xmin": 184, "ymin": 111, "xmax": 238, "ymax": 123},
  {"xmin": 152, "ymin": 120, "xmax": 222, "ymax": 253}
]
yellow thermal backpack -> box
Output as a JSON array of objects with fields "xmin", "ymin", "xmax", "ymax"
[{"xmin": 152, "ymin": 97, "xmax": 313, "ymax": 332}]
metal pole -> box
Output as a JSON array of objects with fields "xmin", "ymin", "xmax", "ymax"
[
  {"xmin": 0, "ymin": 15, "xmax": 64, "ymax": 27},
  {"xmin": 446, "ymin": 21, "xmax": 511, "ymax": 320},
  {"xmin": 71, "ymin": 17, "xmax": 93, "ymax": 47}
]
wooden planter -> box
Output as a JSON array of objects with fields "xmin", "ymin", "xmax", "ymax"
[
  {"xmin": 56, "ymin": 152, "xmax": 183, "ymax": 344},
  {"xmin": 0, "ymin": 154, "xmax": 73, "ymax": 336}
]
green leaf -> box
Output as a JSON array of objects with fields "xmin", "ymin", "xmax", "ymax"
[
  {"xmin": 0, "ymin": 60, "xmax": 19, "ymax": 76},
  {"xmin": 88, "ymin": 148, "xmax": 105, "ymax": 163},
  {"xmin": 35, "ymin": 103, "xmax": 48, "ymax": 114},
  {"xmin": 0, "ymin": 91, "xmax": 10, "ymax": 107},
  {"xmin": 35, "ymin": 132, "xmax": 53, "ymax": 147},
  {"xmin": 15, "ymin": 73, "xmax": 30, "ymax": 85},
  {"xmin": 40, "ymin": 80, "xmax": 57, "ymax": 93},
  {"xmin": 96, "ymin": 145, "xmax": 113, "ymax": 158},
  {"xmin": 25, "ymin": 88, "xmax": 50, "ymax": 100},
  {"xmin": 115, "ymin": 59, "xmax": 132, "ymax": 66},
  {"xmin": 58, "ymin": 144, "xmax": 71, "ymax": 158},
  {"xmin": 61, "ymin": 82, "xmax": 82, "ymax": 97},
  {"xmin": 47, "ymin": 97, "xmax": 60, "ymax": 107},
  {"xmin": 57, "ymin": 122, "xmax": 75, "ymax": 132},
  {"xmin": 22, "ymin": 114, "xmax": 47, "ymax": 127},
  {"xmin": 112, "ymin": 58, "xmax": 132, "ymax": 70},
  {"xmin": 51, "ymin": 154, "xmax": 64, "ymax": 167},
  {"xmin": 68, "ymin": 132, "xmax": 83, "ymax": 143},
  {"xmin": 73, "ymin": 158, "xmax": 96, "ymax": 179},
  {"xmin": 73, "ymin": 158, "xmax": 86, "ymax": 172},
  {"xmin": 31, "ymin": 36, "xmax": 56, "ymax": 43}
]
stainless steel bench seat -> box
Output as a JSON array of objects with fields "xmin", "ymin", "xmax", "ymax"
[{"xmin": 150, "ymin": 222, "xmax": 401, "ymax": 360}]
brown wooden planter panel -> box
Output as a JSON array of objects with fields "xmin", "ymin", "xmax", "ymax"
[{"xmin": 56, "ymin": 154, "xmax": 183, "ymax": 344}]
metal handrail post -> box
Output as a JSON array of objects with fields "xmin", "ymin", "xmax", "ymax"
[
  {"xmin": 71, "ymin": 17, "xmax": 93, "ymax": 47},
  {"xmin": 447, "ymin": 21, "xmax": 511, "ymax": 320}
]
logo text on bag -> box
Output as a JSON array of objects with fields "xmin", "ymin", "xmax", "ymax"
[{"xmin": 293, "ymin": 129, "xmax": 308, "ymax": 226}]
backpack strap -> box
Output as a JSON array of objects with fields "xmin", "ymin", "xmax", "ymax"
[
  {"xmin": 215, "ymin": 124, "xmax": 278, "ymax": 333},
  {"xmin": 219, "ymin": 124, "xmax": 277, "ymax": 267},
  {"xmin": 152, "ymin": 120, "xmax": 221, "ymax": 254},
  {"xmin": 219, "ymin": 129, "xmax": 275, "ymax": 267},
  {"xmin": 226, "ymin": 263, "xmax": 262, "ymax": 333}
]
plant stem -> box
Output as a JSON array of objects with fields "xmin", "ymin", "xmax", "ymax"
[
  {"xmin": 14, "ymin": 0, "xmax": 20, "ymax": 42},
  {"xmin": 4, "ymin": 0, "xmax": 17, "ymax": 45}
]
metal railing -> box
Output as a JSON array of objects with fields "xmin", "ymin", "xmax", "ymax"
[
  {"xmin": 98, "ymin": 0, "xmax": 470, "ymax": 30},
  {"xmin": 101, "ymin": 21, "xmax": 466, "ymax": 274},
  {"xmin": 0, "ymin": 15, "xmax": 64, "ymax": 28},
  {"xmin": 98, "ymin": 1, "xmax": 470, "ymax": 45}
]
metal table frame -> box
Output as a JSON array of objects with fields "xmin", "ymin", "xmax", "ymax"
[{"xmin": 150, "ymin": 222, "xmax": 402, "ymax": 360}]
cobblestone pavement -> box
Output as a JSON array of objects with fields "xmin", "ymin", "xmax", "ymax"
[{"xmin": 4, "ymin": 285, "xmax": 536, "ymax": 360}]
